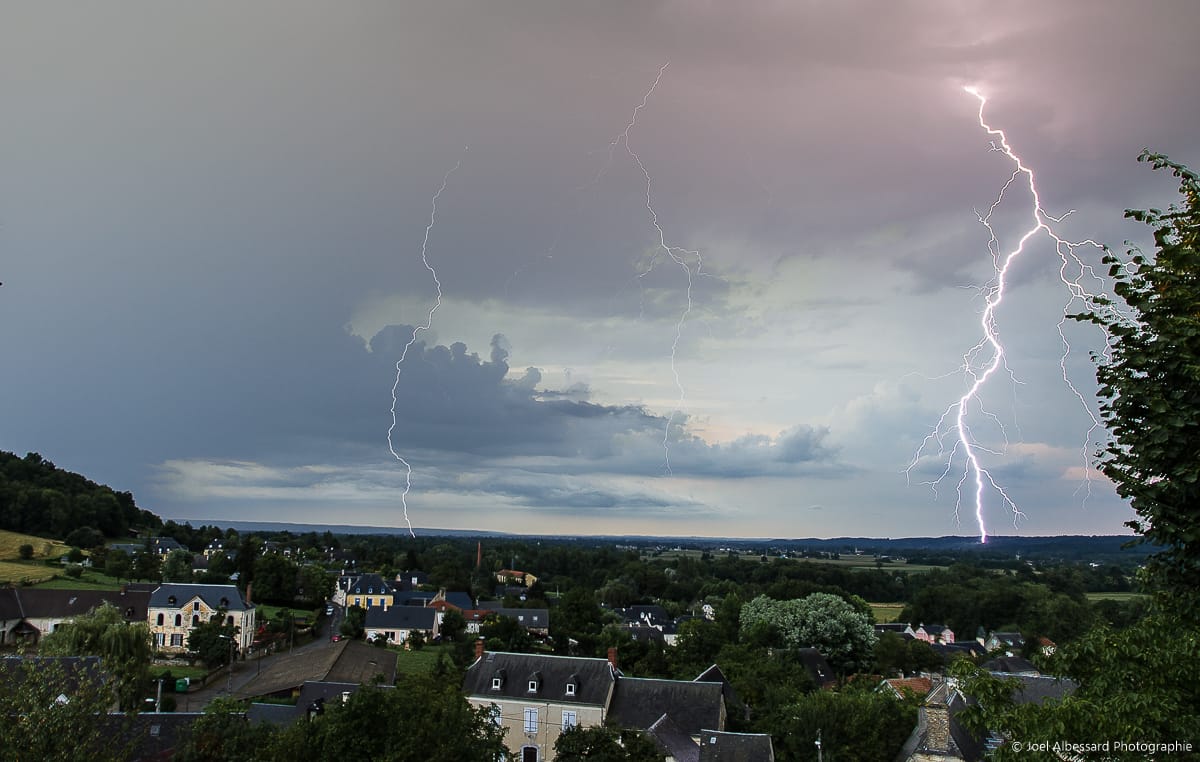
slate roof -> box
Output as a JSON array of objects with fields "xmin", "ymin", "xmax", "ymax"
[
  {"xmin": 109, "ymin": 712, "xmax": 205, "ymax": 761},
  {"xmin": 648, "ymin": 713, "xmax": 700, "ymax": 762},
  {"xmin": 463, "ymin": 651, "xmax": 617, "ymax": 707},
  {"xmin": 442, "ymin": 591, "xmax": 474, "ymax": 610},
  {"xmin": 699, "ymin": 730, "xmax": 775, "ymax": 762},
  {"xmin": 149, "ymin": 583, "xmax": 251, "ymax": 612},
  {"xmin": 486, "ymin": 607, "xmax": 550, "ymax": 630},
  {"xmin": 608, "ymin": 677, "xmax": 725, "ymax": 737},
  {"xmin": 934, "ymin": 641, "xmax": 987, "ymax": 658},
  {"xmin": 12, "ymin": 587, "xmax": 151, "ymax": 622},
  {"xmin": 693, "ymin": 664, "xmax": 748, "ymax": 722},
  {"xmin": 246, "ymin": 702, "xmax": 299, "ymax": 726},
  {"xmin": 981, "ymin": 656, "xmax": 1039, "ymax": 674},
  {"xmin": 344, "ymin": 573, "xmax": 393, "ymax": 596},
  {"xmin": 0, "ymin": 588, "xmax": 21, "ymax": 621},
  {"xmin": 364, "ymin": 606, "xmax": 436, "ymax": 630}
]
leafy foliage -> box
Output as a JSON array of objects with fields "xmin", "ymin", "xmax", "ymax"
[
  {"xmin": 739, "ymin": 593, "xmax": 876, "ymax": 672},
  {"xmin": 1073, "ymin": 152, "xmax": 1200, "ymax": 610},
  {"xmin": 0, "ymin": 656, "xmax": 136, "ymax": 762},
  {"xmin": 554, "ymin": 724, "xmax": 665, "ymax": 761},
  {"xmin": 39, "ymin": 602, "xmax": 153, "ymax": 711},
  {"xmin": 0, "ymin": 451, "xmax": 160, "ymax": 539},
  {"xmin": 187, "ymin": 610, "xmax": 239, "ymax": 668},
  {"xmin": 765, "ymin": 686, "xmax": 917, "ymax": 762}
]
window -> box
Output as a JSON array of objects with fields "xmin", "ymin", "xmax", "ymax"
[
  {"xmin": 192, "ymin": 615, "xmax": 200, "ymax": 627},
  {"xmin": 174, "ymin": 614, "xmax": 182, "ymax": 627},
  {"xmin": 170, "ymin": 633, "xmax": 184, "ymax": 647},
  {"xmin": 492, "ymin": 677, "xmax": 503, "ymax": 690},
  {"xmin": 156, "ymin": 614, "xmax": 164, "ymax": 626},
  {"xmin": 561, "ymin": 710, "xmax": 577, "ymax": 730},
  {"xmin": 193, "ymin": 601, "xmax": 200, "ymax": 611},
  {"xmin": 565, "ymin": 683, "xmax": 576, "ymax": 697},
  {"xmin": 489, "ymin": 704, "xmax": 502, "ymax": 726},
  {"xmin": 527, "ymin": 680, "xmax": 538, "ymax": 693},
  {"xmin": 523, "ymin": 707, "xmax": 538, "ymax": 733},
  {"xmin": 154, "ymin": 633, "xmax": 164, "ymax": 647},
  {"xmin": 227, "ymin": 616, "xmax": 234, "ymax": 626}
]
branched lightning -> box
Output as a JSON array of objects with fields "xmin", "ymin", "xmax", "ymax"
[
  {"xmin": 387, "ymin": 148, "xmax": 466, "ymax": 537},
  {"xmin": 908, "ymin": 87, "xmax": 1114, "ymax": 542},
  {"xmin": 609, "ymin": 62, "xmax": 705, "ymax": 474}
]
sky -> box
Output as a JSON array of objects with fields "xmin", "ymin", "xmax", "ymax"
[{"xmin": 3, "ymin": 2, "xmax": 1200, "ymax": 539}]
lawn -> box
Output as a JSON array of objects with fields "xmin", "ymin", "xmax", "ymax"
[
  {"xmin": 32, "ymin": 570, "xmax": 127, "ymax": 590},
  {"xmin": 869, "ymin": 602, "xmax": 906, "ymax": 623},
  {"xmin": 0, "ymin": 560, "xmax": 58, "ymax": 585},
  {"xmin": 393, "ymin": 643, "xmax": 455, "ymax": 676}
]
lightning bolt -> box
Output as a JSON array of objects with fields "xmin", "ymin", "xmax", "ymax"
[
  {"xmin": 908, "ymin": 87, "xmax": 1112, "ymax": 542},
  {"xmin": 610, "ymin": 62, "xmax": 704, "ymax": 474},
  {"xmin": 387, "ymin": 148, "xmax": 466, "ymax": 537}
]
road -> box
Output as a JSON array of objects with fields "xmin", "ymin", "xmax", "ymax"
[{"xmin": 174, "ymin": 603, "xmax": 341, "ymax": 712}]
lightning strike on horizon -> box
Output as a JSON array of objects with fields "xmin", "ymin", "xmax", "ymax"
[
  {"xmin": 610, "ymin": 62, "xmax": 705, "ymax": 474},
  {"xmin": 387, "ymin": 149, "xmax": 466, "ymax": 537},
  {"xmin": 909, "ymin": 86, "xmax": 1113, "ymax": 542}
]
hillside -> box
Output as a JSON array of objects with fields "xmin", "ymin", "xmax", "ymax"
[{"xmin": 0, "ymin": 451, "xmax": 161, "ymax": 543}]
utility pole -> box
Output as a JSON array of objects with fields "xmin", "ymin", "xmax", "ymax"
[{"xmin": 815, "ymin": 729, "xmax": 823, "ymax": 762}]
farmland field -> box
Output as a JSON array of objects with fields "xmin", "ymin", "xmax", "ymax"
[
  {"xmin": 869, "ymin": 603, "xmax": 906, "ymax": 623},
  {"xmin": 1085, "ymin": 592, "xmax": 1148, "ymax": 602},
  {"xmin": 0, "ymin": 529, "xmax": 68, "ymax": 561}
]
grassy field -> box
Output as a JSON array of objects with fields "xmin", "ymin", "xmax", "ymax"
[
  {"xmin": 869, "ymin": 603, "xmax": 906, "ymax": 623},
  {"xmin": 642, "ymin": 548, "xmax": 946, "ymax": 573},
  {"xmin": 1085, "ymin": 592, "xmax": 1149, "ymax": 602},
  {"xmin": 0, "ymin": 529, "xmax": 69, "ymax": 560},
  {"xmin": 393, "ymin": 643, "xmax": 455, "ymax": 676},
  {"xmin": 33, "ymin": 570, "xmax": 127, "ymax": 590}
]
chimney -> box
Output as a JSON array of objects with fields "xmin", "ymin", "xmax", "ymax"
[
  {"xmin": 607, "ymin": 647, "xmax": 618, "ymax": 669},
  {"xmin": 475, "ymin": 638, "xmax": 485, "ymax": 661}
]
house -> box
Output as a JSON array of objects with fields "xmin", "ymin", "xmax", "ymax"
[
  {"xmin": 982, "ymin": 631, "xmax": 1024, "ymax": 656},
  {"xmin": 363, "ymin": 605, "xmax": 438, "ymax": 644},
  {"xmin": 393, "ymin": 571, "xmax": 429, "ymax": 591},
  {"xmin": 334, "ymin": 573, "xmax": 394, "ymax": 609},
  {"xmin": 147, "ymin": 583, "xmax": 255, "ymax": 654},
  {"xmin": 464, "ymin": 646, "xmax": 619, "ymax": 761},
  {"xmin": 914, "ymin": 624, "xmax": 956, "ymax": 645},
  {"xmin": 897, "ymin": 675, "xmax": 1077, "ymax": 761},
  {"xmin": 496, "ymin": 569, "xmax": 538, "ymax": 587},
  {"xmin": 0, "ymin": 587, "xmax": 151, "ymax": 645},
  {"xmin": 463, "ymin": 645, "xmax": 728, "ymax": 762}
]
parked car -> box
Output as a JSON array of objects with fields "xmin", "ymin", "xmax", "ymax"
[{"xmin": 331, "ymin": 634, "xmax": 342, "ymax": 642}]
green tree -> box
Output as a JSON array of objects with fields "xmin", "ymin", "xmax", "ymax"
[
  {"xmin": 958, "ymin": 153, "xmax": 1200, "ymax": 759},
  {"xmin": 104, "ymin": 549, "xmax": 132, "ymax": 581},
  {"xmin": 174, "ymin": 696, "xmax": 273, "ymax": 762},
  {"xmin": 265, "ymin": 675, "xmax": 506, "ymax": 761},
  {"xmin": 766, "ymin": 687, "xmax": 916, "ymax": 762},
  {"xmin": 40, "ymin": 601, "xmax": 153, "ymax": 711},
  {"xmin": 0, "ymin": 657, "xmax": 136, "ymax": 762},
  {"xmin": 1074, "ymin": 152, "xmax": 1200, "ymax": 609},
  {"xmin": 554, "ymin": 724, "xmax": 665, "ymax": 761},
  {"xmin": 161, "ymin": 548, "xmax": 194, "ymax": 583},
  {"xmin": 17, "ymin": 543, "xmax": 33, "ymax": 560},
  {"xmin": 340, "ymin": 604, "xmax": 366, "ymax": 639},
  {"xmin": 187, "ymin": 611, "xmax": 239, "ymax": 668},
  {"xmin": 131, "ymin": 547, "xmax": 161, "ymax": 582},
  {"xmin": 739, "ymin": 593, "xmax": 876, "ymax": 672}
]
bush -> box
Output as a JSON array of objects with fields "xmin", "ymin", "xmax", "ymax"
[
  {"xmin": 18, "ymin": 544, "xmax": 34, "ymax": 560},
  {"xmin": 65, "ymin": 564, "xmax": 84, "ymax": 578}
]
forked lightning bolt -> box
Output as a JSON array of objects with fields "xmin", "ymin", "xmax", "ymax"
[
  {"xmin": 612, "ymin": 63, "xmax": 704, "ymax": 474},
  {"xmin": 387, "ymin": 149, "xmax": 466, "ymax": 537},
  {"xmin": 909, "ymin": 87, "xmax": 1111, "ymax": 542}
]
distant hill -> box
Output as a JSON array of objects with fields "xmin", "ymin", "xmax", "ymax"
[{"xmin": 0, "ymin": 451, "xmax": 161, "ymax": 543}]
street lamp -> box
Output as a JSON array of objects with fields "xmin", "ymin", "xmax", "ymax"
[{"xmin": 218, "ymin": 635, "xmax": 235, "ymax": 694}]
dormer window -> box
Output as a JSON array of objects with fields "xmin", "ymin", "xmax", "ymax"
[
  {"xmin": 528, "ymin": 680, "xmax": 538, "ymax": 692},
  {"xmin": 491, "ymin": 669, "xmax": 506, "ymax": 690},
  {"xmin": 566, "ymin": 673, "xmax": 579, "ymax": 697},
  {"xmin": 492, "ymin": 677, "xmax": 502, "ymax": 690},
  {"xmin": 527, "ymin": 671, "xmax": 542, "ymax": 694},
  {"xmin": 167, "ymin": 596, "xmax": 177, "ymax": 606},
  {"xmin": 566, "ymin": 683, "xmax": 576, "ymax": 697}
]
